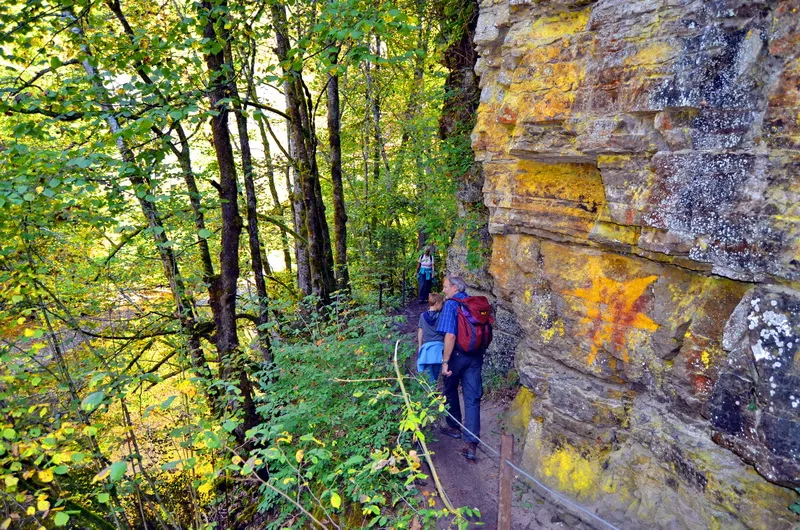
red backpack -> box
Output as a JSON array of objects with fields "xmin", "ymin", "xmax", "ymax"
[{"xmin": 453, "ymin": 296, "xmax": 494, "ymax": 355}]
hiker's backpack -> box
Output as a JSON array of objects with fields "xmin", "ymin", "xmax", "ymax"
[{"xmin": 453, "ymin": 296, "xmax": 494, "ymax": 355}]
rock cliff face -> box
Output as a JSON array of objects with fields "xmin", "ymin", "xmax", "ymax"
[{"xmin": 471, "ymin": 0, "xmax": 800, "ymax": 527}]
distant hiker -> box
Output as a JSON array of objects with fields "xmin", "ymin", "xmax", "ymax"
[
  {"xmin": 438, "ymin": 275, "xmax": 494, "ymax": 461},
  {"xmin": 416, "ymin": 246, "xmax": 435, "ymax": 303},
  {"xmin": 417, "ymin": 293, "xmax": 445, "ymax": 385}
]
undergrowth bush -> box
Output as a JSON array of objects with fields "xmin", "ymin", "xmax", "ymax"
[{"xmin": 229, "ymin": 306, "xmax": 471, "ymax": 529}]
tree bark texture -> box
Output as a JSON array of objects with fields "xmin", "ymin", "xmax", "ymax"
[
  {"xmin": 270, "ymin": 3, "xmax": 335, "ymax": 304},
  {"xmin": 326, "ymin": 67, "xmax": 350, "ymax": 293},
  {"xmin": 200, "ymin": 0, "xmax": 257, "ymax": 435}
]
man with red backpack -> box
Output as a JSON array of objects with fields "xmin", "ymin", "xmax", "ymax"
[{"xmin": 438, "ymin": 276, "xmax": 494, "ymax": 460}]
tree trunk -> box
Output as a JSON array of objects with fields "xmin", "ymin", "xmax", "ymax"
[
  {"xmin": 287, "ymin": 119, "xmax": 312, "ymax": 294},
  {"xmin": 200, "ymin": 0, "xmax": 257, "ymax": 437},
  {"xmin": 66, "ymin": 10, "xmax": 214, "ymax": 394},
  {"xmin": 326, "ymin": 63, "xmax": 350, "ymax": 293},
  {"xmin": 255, "ymin": 116, "xmax": 293, "ymax": 272},
  {"xmin": 270, "ymin": 3, "xmax": 335, "ymax": 304},
  {"xmin": 233, "ymin": 105, "xmax": 272, "ymax": 363},
  {"xmin": 242, "ymin": 44, "xmax": 293, "ymax": 275},
  {"xmin": 228, "ymin": 43, "xmax": 272, "ymax": 363},
  {"xmin": 106, "ymin": 0, "xmax": 215, "ymax": 282}
]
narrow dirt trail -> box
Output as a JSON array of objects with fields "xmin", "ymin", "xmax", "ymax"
[{"xmin": 395, "ymin": 302, "xmax": 594, "ymax": 529}]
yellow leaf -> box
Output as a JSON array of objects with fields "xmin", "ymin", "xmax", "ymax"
[
  {"xmin": 92, "ymin": 467, "xmax": 110, "ymax": 483},
  {"xmin": 330, "ymin": 491, "xmax": 341, "ymax": 509},
  {"xmin": 35, "ymin": 186, "xmax": 44, "ymax": 194},
  {"xmin": 0, "ymin": 518, "xmax": 10, "ymax": 530},
  {"xmin": 27, "ymin": 506, "xmax": 36, "ymax": 515},
  {"xmin": 37, "ymin": 469, "xmax": 54, "ymax": 483},
  {"xmin": 37, "ymin": 499, "xmax": 49, "ymax": 512},
  {"xmin": 295, "ymin": 449, "xmax": 304, "ymax": 463},
  {"xmin": 198, "ymin": 481, "xmax": 214, "ymax": 495}
]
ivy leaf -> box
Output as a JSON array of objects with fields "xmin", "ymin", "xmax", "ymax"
[{"xmin": 198, "ymin": 228, "xmax": 212, "ymax": 239}]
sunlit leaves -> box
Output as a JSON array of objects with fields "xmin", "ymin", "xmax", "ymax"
[{"xmin": 80, "ymin": 391, "xmax": 105, "ymax": 412}]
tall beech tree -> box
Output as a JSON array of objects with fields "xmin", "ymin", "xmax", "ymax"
[
  {"xmin": 198, "ymin": 0, "xmax": 258, "ymax": 434},
  {"xmin": 327, "ymin": 51, "xmax": 350, "ymax": 293},
  {"xmin": 269, "ymin": 2, "xmax": 335, "ymax": 303}
]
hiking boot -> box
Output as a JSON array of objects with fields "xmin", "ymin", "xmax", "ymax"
[
  {"xmin": 460, "ymin": 442, "xmax": 478, "ymax": 461},
  {"xmin": 439, "ymin": 425, "xmax": 462, "ymax": 439}
]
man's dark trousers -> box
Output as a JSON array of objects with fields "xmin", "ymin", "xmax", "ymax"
[{"xmin": 443, "ymin": 351, "xmax": 483, "ymax": 444}]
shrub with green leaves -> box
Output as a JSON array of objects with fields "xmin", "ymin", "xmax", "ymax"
[{"xmin": 218, "ymin": 308, "xmax": 467, "ymax": 529}]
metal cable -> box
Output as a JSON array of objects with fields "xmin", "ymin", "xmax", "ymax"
[{"xmin": 419, "ymin": 378, "xmax": 622, "ymax": 530}]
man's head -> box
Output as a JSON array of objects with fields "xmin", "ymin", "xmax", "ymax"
[
  {"xmin": 428, "ymin": 292, "xmax": 443, "ymax": 311},
  {"xmin": 443, "ymin": 276, "xmax": 466, "ymax": 298}
]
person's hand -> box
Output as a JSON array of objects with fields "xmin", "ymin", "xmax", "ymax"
[{"xmin": 442, "ymin": 361, "xmax": 452, "ymax": 377}]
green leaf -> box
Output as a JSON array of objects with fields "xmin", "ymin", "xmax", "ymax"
[
  {"xmin": 97, "ymin": 493, "xmax": 110, "ymax": 504},
  {"xmin": 54, "ymin": 465, "xmax": 69, "ymax": 475},
  {"xmin": 81, "ymin": 391, "xmax": 105, "ymax": 411},
  {"xmin": 49, "ymin": 56, "xmax": 62, "ymax": 69},
  {"xmin": 109, "ymin": 461, "xmax": 127, "ymax": 482},
  {"xmin": 222, "ymin": 419, "xmax": 238, "ymax": 432},
  {"xmin": 54, "ymin": 512, "xmax": 69, "ymax": 526},
  {"xmin": 2, "ymin": 428, "xmax": 15, "ymax": 440},
  {"xmin": 160, "ymin": 395, "xmax": 176, "ymax": 409}
]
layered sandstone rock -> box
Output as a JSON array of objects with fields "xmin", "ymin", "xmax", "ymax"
[{"xmin": 472, "ymin": 0, "xmax": 800, "ymax": 527}]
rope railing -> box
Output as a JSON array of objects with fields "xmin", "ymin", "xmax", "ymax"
[{"xmin": 417, "ymin": 375, "xmax": 622, "ymax": 530}]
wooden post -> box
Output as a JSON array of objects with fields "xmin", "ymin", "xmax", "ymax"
[{"xmin": 498, "ymin": 433, "xmax": 513, "ymax": 530}]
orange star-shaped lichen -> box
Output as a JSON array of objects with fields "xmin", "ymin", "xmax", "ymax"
[{"xmin": 565, "ymin": 273, "xmax": 659, "ymax": 366}]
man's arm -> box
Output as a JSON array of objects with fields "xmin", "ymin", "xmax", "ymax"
[
  {"xmin": 417, "ymin": 327, "xmax": 423, "ymax": 349},
  {"xmin": 442, "ymin": 332, "xmax": 455, "ymax": 376}
]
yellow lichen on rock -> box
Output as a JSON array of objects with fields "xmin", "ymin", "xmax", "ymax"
[
  {"xmin": 529, "ymin": 8, "xmax": 590, "ymax": 41},
  {"xmin": 514, "ymin": 160, "xmax": 604, "ymax": 204},
  {"xmin": 625, "ymin": 41, "xmax": 675, "ymax": 66},
  {"xmin": 541, "ymin": 446, "xmax": 602, "ymax": 496},
  {"xmin": 505, "ymin": 386, "xmax": 535, "ymax": 439}
]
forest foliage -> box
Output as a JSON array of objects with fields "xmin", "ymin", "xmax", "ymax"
[{"xmin": 0, "ymin": 0, "xmax": 480, "ymax": 527}]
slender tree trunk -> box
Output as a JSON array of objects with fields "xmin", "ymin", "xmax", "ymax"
[
  {"xmin": 175, "ymin": 133, "xmax": 216, "ymax": 283},
  {"xmin": 233, "ymin": 107, "xmax": 272, "ymax": 363},
  {"xmin": 366, "ymin": 35, "xmax": 391, "ymax": 189},
  {"xmin": 327, "ymin": 61, "xmax": 350, "ymax": 293},
  {"xmin": 255, "ymin": 116, "xmax": 292, "ymax": 271},
  {"xmin": 270, "ymin": 2, "xmax": 334, "ymax": 304},
  {"xmin": 106, "ymin": 0, "xmax": 215, "ymax": 282},
  {"xmin": 287, "ymin": 120, "xmax": 312, "ymax": 294},
  {"xmin": 199, "ymin": 0, "xmax": 257, "ymax": 437},
  {"xmin": 66, "ymin": 11, "xmax": 213, "ymax": 392},
  {"xmin": 228, "ymin": 44, "xmax": 272, "ymax": 363},
  {"xmin": 242, "ymin": 43, "xmax": 293, "ymax": 274}
]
